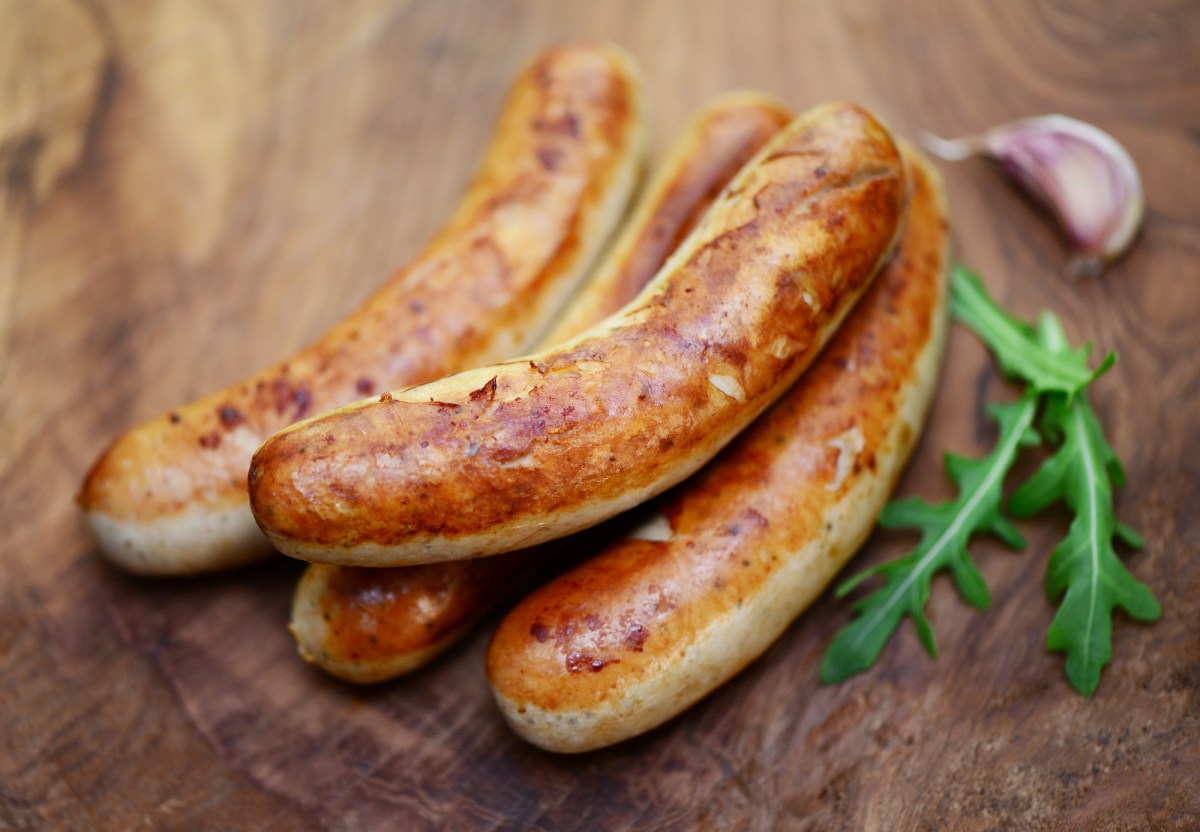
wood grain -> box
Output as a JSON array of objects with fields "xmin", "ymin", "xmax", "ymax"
[{"xmin": 2, "ymin": 0, "xmax": 1198, "ymax": 829}]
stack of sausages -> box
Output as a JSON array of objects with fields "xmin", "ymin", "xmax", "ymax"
[{"xmin": 79, "ymin": 41, "xmax": 950, "ymax": 753}]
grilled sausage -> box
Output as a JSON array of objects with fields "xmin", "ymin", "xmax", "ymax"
[
  {"xmin": 289, "ymin": 93, "xmax": 793, "ymax": 682},
  {"xmin": 78, "ymin": 41, "xmax": 646, "ymax": 574},
  {"xmin": 249, "ymin": 101, "xmax": 909, "ymax": 567},
  {"xmin": 486, "ymin": 145, "xmax": 949, "ymax": 753}
]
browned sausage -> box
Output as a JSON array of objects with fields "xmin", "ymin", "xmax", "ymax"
[
  {"xmin": 78, "ymin": 41, "xmax": 646, "ymax": 574},
  {"xmin": 290, "ymin": 93, "xmax": 793, "ymax": 682},
  {"xmin": 249, "ymin": 102, "xmax": 909, "ymax": 568},
  {"xmin": 486, "ymin": 145, "xmax": 949, "ymax": 752}
]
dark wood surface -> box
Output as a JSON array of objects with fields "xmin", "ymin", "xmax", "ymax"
[{"xmin": 3, "ymin": 1, "xmax": 1198, "ymax": 829}]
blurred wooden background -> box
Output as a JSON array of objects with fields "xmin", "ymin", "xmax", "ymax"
[{"xmin": 2, "ymin": 0, "xmax": 1198, "ymax": 829}]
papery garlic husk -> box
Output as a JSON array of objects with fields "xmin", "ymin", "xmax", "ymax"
[{"xmin": 923, "ymin": 115, "xmax": 1144, "ymax": 277}]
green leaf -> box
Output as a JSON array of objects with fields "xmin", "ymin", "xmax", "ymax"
[
  {"xmin": 949, "ymin": 548, "xmax": 991, "ymax": 609},
  {"xmin": 949, "ymin": 266, "xmax": 1111, "ymax": 398},
  {"xmin": 1115, "ymin": 521, "xmax": 1144, "ymax": 550},
  {"xmin": 912, "ymin": 611, "xmax": 938, "ymax": 657},
  {"xmin": 822, "ymin": 265, "xmax": 1159, "ymax": 695},
  {"xmin": 820, "ymin": 397, "xmax": 1037, "ymax": 685},
  {"xmin": 953, "ymin": 267, "xmax": 1158, "ymax": 696},
  {"xmin": 990, "ymin": 515, "xmax": 1026, "ymax": 550},
  {"xmin": 1010, "ymin": 392, "xmax": 1161, "ymax": 695}
]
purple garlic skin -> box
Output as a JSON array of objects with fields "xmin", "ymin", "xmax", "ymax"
[{"xmin": 924, "ymin": 115, "xmax": 1144, "ymax": 277}]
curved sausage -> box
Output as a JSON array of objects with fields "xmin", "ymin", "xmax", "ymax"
[
  {"xmin": 486, "ymin": 145, "xmax": 950, "ymax": 753},
  {"xmin": 289, "ymin": 93, "xmax": 793, "ymax": 682},
  {"xmin": 78, "ymin": 41, "xmax": 646, "ymax": 574},
  {"xmin": 249, "ymin": 102, "xmax": 909, "ymax": 568}
]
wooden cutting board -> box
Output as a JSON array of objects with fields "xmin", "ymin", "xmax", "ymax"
[{"xmin": 3, "ymin": 1, "xmax": 1197, "ymax": 828}]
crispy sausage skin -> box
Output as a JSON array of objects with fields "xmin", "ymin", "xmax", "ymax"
[
  {"xmin": 539, "ymin": 93, "xmax": 795, "ymax": 348},
  {"xmin": 486, "ymin": 146, "xmax": 949, "ymax": 753},
  {"xmin": 78, "ymin": 42, "xmax": 646, "ymax": 575},
  {"xmin": 250, "ymin": 102, "xmax": 909, "ymax": 568},
  {"xmin": 290, "ymin": 93, "xmax": 794, "ymax": 683}
]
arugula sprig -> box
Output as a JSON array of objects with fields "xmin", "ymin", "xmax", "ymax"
[
  {"xmin": 820, "ymin": 398, "xmax": 1039, "ymax": 684},
  {"xmin": 1006, "ymin": 309, "xmax": 1161, "ymax": 695},
  {"xmin": 821, "ymin": 265, "xmax": 1158, "ymax": 695}
]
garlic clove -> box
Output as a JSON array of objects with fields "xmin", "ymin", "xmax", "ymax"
[{"xmin": 923, "ymin": 115, "xmax": 1144, "ymax": 277}]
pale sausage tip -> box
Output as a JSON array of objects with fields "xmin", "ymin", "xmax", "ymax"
[{"xmin": 81, "ymin": 40, "xmax": 646, "ymax": 575}]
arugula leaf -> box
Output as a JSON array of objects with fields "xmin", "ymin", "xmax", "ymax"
[
  {"xmin": 820, "ymin": 398, "xmax": 1039, "ymax": 684},
  {"xmin": 1006, "ymin": 323, "xmax": 1161, "ymax": 695},
  {"xmin": 822, "ymin": 266, "xmax": 1157, "ymax": 695},
  {"xmin": 950, "ymin": 266, "xmax": 1114, "ymax": 397}
]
